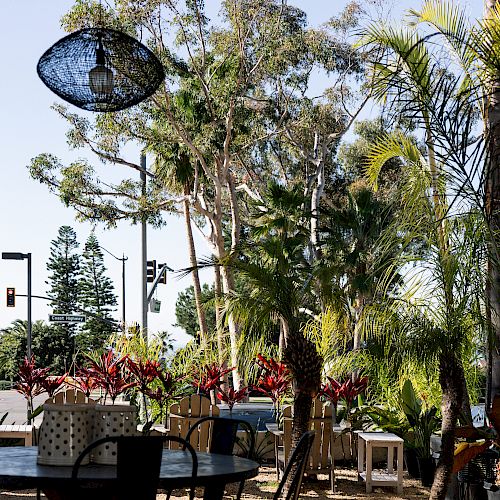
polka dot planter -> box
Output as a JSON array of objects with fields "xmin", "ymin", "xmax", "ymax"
[
  {"xmin": 37, "ymin": 393, "xmax": 94, "ymax": 466},
  {"xmin": 92, "ymin": 404, "xmax": 137, "ymax": 464}
]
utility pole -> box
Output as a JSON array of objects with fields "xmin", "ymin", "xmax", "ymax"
[
  {"xmin": 141, "ymin": 153, "xmax": 148, "ymax": 340},
  {"xmin": 101, "ymin": 246, "xmax": 128, "ymax": 332}
]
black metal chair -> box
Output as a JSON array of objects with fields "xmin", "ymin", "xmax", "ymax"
[
  {"xmin": 166, "ymin": 415, "xmax": 255, "ymax": 500},
  {"xmin": 273, "ymin": 430, "xmax": 315, "ymax": 500},
  {"xmin": 72, "ymin": 435, "xmax": 198, "ymax": 500}
]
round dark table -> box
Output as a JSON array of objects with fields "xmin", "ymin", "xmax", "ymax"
[{"xmin": 0, "ymin": 447, "xmax": 259, "ymax": 498}]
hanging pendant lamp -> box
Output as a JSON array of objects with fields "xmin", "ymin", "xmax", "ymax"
[{"xmin": 37, "ymin": 27, "xmax": 165, "ymax": 112}]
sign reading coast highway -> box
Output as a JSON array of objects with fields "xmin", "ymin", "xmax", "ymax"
[{"xmin": 49, "ymin": 314, "xmax": 86, "ymax": 323}]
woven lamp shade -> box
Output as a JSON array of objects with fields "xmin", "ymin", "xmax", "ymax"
[{"xmin": 37, "ymin": 27, "xmax": 165, "ymax": 112}]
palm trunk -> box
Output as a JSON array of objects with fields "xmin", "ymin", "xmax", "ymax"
[
  {"xmin": 283, "ymin": 329, "xmax": 322, "ymax": 495},
  {"xmin": 214, "ymin": 265, "xmax": 224, "ymax": 364},
  {"xmin": 183, "ymin": 191, "xmax": 209, "ymax": 343},
  {"xmin": 485, "ymin": 0, "xmax": 500, "ymax": 406},
  {"xmin": 430, "ymin": 352, "xmax": 464, "ymax": 500}
]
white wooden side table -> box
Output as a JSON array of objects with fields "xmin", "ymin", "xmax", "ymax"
[{"xmin": 357, "ymin": 432, "xmax": 403, "ymax": 494}]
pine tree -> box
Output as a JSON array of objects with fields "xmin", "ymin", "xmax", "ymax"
[
  {"xmin": 78, "ymin": 233, "xmax": 118, "ymax": 353},
  {"xmin": 47, "ymin": 226, "xmax": 80, "ymax": 313},
  {"xmin": 46, "ymin": 225, "xmax": 80, "ymax": 369}
]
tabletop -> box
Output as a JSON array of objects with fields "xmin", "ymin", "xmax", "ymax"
[
  {"xmin": 0, "ymin": 446, "xmax": 260, "ymax": 491},
  {"xmin": 357, "ymin": 432, "xmax": 403, "ymax": 443}
]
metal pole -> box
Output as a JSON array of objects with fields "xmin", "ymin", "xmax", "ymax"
[
  {"xmin": 26, "ymin": 253, "xmax": 32, "ymax": 360},
  {"xmin": 122, "ymin": 254, "xmax": 126, "ymax": 332},
  {"xmin": 141, "ymin": 154, "xmax": 148, "ymax": 340},
  {"xmin": 100, "ymin": 246, "xmax": 128, "ymax": 333}
]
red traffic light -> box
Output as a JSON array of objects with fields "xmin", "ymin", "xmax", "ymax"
[{"xmin": 6, "ymin": 288, "xmax": 15, "ymax": 307}]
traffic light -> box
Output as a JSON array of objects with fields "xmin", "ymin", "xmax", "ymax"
[
  {"xmin": 6, "ymin": 288, "xmax": 15, "ymax": 307},
  {"xmin": 158, "ymin": 263, "xmax": 167, "ymax": 284},
  {"xmin": 147, "ymin": 260, "xmax": 156, "ymax": 283}
]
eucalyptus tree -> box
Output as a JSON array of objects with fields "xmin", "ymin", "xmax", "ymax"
[
  {"xmin": 29, "ymin": 0, "xmax": 367, "ymax": 390},
  {"xmin": 359, "ymin": 13, "xmax": 487, "ymax": 495}
]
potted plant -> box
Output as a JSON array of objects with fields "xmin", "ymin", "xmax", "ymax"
[
  {"xmin": 217, "ymin": 386, "xmax": 248, "ymax": 415},
  {"xmin": 340, "ymin": 374, "xmax": 369, "ymax": 426},
  {"xmin": 82, "ymin": 351, "xmax": 137, "ymax": 464},
  {"xmin": 401, "ymin": 380, "xmax": 440, "ymax": 487}
]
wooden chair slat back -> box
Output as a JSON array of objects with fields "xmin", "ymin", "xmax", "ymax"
[
  {"xmin": 168, "ymin": 395, "xmax": 217, "ymax": 450},
  {"xmin": 282, "ymin": 399, "xmax": 333, "ymax": 472}
]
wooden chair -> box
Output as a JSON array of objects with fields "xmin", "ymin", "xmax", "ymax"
[
  {"xmin": 274, "ymin": 431, "xmax": 315, "ymax": 500},
  {"xmin": 277, "ymin": 400, "xmax": 335, "ymax": 492},
  {"xmin": 168, "ymin": 395, "xmax": 219, "ymax": 450}
]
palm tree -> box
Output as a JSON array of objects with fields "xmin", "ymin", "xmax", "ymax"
[
  {"xmin": 319, "ymin": 180, "xmax": 403, "ymax": 366},
  {"xmin": 365, "ymin": 131, "xmax": 484, "ymax": 498},
  {"xmin": 361, "ymin": 15, "xmax": 488, "ymax": 499},
  {"xmin": 153, "ymin": 145, "xmax": 209, "ymax": 343},
  {"xmin": 406, "ymin": 0, "xmax": 500, "ymax": 419},
  {"xmin": 214, "ymin": 183, "xmax": 323, "ymax": 447}
]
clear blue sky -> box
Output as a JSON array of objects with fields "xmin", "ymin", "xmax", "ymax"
[{"xmin": 0, "ymin": 0, "xmax": 483, "ymax": 347}]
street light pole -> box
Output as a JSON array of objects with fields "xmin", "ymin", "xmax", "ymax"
[
  {"xmin": 122, "ymin": 254, "xmax": 126, "ymax": 330},
  {"xmin": 2, "ymin": 252, "xmax": 32, "ymax": 359},
  {"xmin": 26, "ymin": 253, "xmax": 32, "ymax": 359},
  {"xmin": 140, "ymin": 153, "xmax": 148, "ymax": 341}
]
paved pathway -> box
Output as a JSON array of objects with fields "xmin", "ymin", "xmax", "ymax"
[{"xmin": 0, "ymin": 391, "xmax": 46, "ymax": 425}]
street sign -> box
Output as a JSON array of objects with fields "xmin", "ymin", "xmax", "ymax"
[
  {"xmin": 49, "ymin": 314, "xmax": 86, "ymax": 323},
  {"xmin": 150, "ymin": 299, "xmax": 161, "ymax": 313}
]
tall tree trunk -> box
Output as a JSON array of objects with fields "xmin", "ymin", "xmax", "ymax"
[
  {"xmin": 214, "ymin": 265, "xmax": 224, "ymax": 365},
  {"xmin": 430, "ymin": 352, "xmax": 464, "ymax": 500},
  {"xmin": 485, "ymin": 0, "xmax": 500, "ymax": 406},
  {"xmin": 220, "ymin": 264, "xmax": 243, "ymax": 390},
  {"xmin": 183, "ymin": 190, "xmax": 209, "ymax": 343}
]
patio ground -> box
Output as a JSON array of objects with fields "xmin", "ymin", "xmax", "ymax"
[{"xmin": 0, "ymin": 466, "xmax": 430, "ymax": 499}]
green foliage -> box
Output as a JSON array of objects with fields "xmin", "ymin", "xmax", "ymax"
[
  {"xmin": 174, "ymin": 284, "xmax": 216, "ymax": 338},
  {"xmin": 400, "ymin": 380, "xmax": 440, "ymax": 458},
  {"xmin": 0, "ymin": 320, "xmax": 73, "ymax": 378},
  {"xmin": 47, "ymin": 225, "xmax": 80, "ymax": 314}
]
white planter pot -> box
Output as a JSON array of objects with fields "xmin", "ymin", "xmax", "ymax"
[
  {"xmin": 92, "ymin": 404, "xmax": 137, "ymax": 464},
  {"xmin": 37, "ymin": 402, "xmax": 94, "ymax": 466}
]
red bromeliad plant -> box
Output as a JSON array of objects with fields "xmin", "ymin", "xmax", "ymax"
[
  {"xmin": 15, "ymin": 356, "xmax": 51, "ymax": 422},
  {"xmin": 319, "ymin": 375, "xmax": 369, "ymax": 423},
  {"xmin": 84, "ymin": 351, "xmax": 136, "ymax": 404},
  {"xmin": 126, "ymin": 358, "xmax": 161, "ymax": 393},
  {"xmin": 65, "ymin": 370, "xmax": 100, "ymax": 399},
  {"xmin": 254, "ymin": 355, "xmax": 291, "ymax": 424},
  {"xmin": 217, "ymin": 386, "xmax": 248, "ymax": 413},
  {"xmin": 319, "ymin": 377, "xmax": 343, "ymax": 412},
  {"xmin": 254, "ymin": 355, "xmax": 291, "ymax": 402},
  {"xmin": 193, "ymin": 363, "xmax": 234, "ymax": 396},
  {"xmin": 40, "ymin": 374, "xmax": 67, "ymax": 398},
  {"xmin": 341, "ymin": 375, "xmax": 369, "ymax": 407}
]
